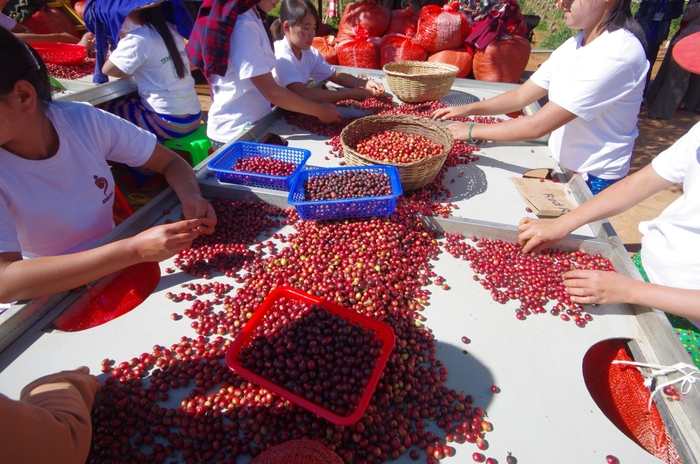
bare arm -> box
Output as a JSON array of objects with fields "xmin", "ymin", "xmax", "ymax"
[
  {"xmin": 250, "ymin": 72, "xmax": 342, "ymax": 123},
  {"xmin": 450, "ymin": 100, "xmax": 578, "ymax": 142},
  {"xmin": 561, "ymin": 270, "xmax": 700, "ymax": 318},
  {"xmin": 13, "ymin": 27, "xmax": 80, "ymax": 44},
  {"xmin": 139, "ymin": 143, "xmax": 217, "ymax": 234},
  {"xmin": 0, "ymin": 220, "xmax": 201, "ymax": 303},
  {"xmin": 518, "ymin": 164, "xmax": 673, "ymax": 254},
  {"xmin": 102, "ymin": 59, "xmax": 131, "ymax": 78},
  {"xmin": 431, "ymin": 79, "xmax": 548, "ymax": 120}
]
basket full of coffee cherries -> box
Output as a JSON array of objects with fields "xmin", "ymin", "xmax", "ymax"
[{"xmin": 340, "ymin": 114, "xmax": 454, "ymax": 191}]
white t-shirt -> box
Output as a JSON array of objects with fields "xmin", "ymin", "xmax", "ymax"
[
  {"xmin": 639, "ymin": 122, "xmax": 700, "ymax": 299},
  {"xmin": 273, "ymin": 37, "xmax": 335, "ymax": 87},
  {"xmin": 0, "ymin": 12, "xmax": 17, "ymax": 30},
  {"xmin": 530, "ymin": 29, "xmax": 648, "ymax": 180},
  {"xmin": 207, "ymin": 8, "xmax": 278, "ymax": 144},
  {"xmin": 0, "ymin": 101, "xmax": 156, "ymax": 258},
  {"xmin": 108, "ymin": 24, "xmax": 201, "ymax": 115}
]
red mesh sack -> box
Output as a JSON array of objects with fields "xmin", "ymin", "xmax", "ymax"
[
  {"xmin": 472, "ymin": 36, "xmax": 530, "ymax": 83},
  {"xmin": 249, "ymin": 439, "xmax": 343, "ymax": 464},
  {"xmin": 22, "ymin": 4, "xmax": 79, "ymax": 37},
  {"xmin": 57, "ymin": 262, "xmax": 161, "ymax": 332},
  {"xmin": 335, "ymin": 0, "xmax": 391, "ymax": 44},
  {"xmin": 380, "ymin": 33, "xmax": 427, "ymax": 67},
  {"xmin": 428, "ymin": 47, "xmax": 473, "ymax": 78},
  {"xmin": 411, "ymin": 2, "xmax": 471, "ymax": 53},
  {"xmin": 583, "ymin": 339, "xmax": 680, "ymax": 463},
  {"xmin": 312, "ymin": 35, "xmax": 338, "ymax": 66},
  {"xmin": 337, "ymin": 26, "xmax": 381, "ymax": 70},
  {"xmin": 386, "ymin": 7, "xmax": 419, "ymax": 35}
]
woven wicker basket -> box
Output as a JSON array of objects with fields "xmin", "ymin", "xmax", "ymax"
[
  {"xmin": 383, "ymin": 61, "xmax": 459, "ymax": 103},
  {"xmin": 340, "ymin": 114, "xmax": 453, "ymax": 191},
  {"xmin": 249, "ymin": 439, "xmax": 343, "ymax": 464}
]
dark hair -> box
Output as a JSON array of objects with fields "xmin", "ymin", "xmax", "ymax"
[
  {"xmin": 599, "ymin": 0, "xmax": 647, "ymax": 48},
  {"xmin": 0, "ymin": 27, "xmax": 52, "ymax": 102},
  {"xmin": 270, "ymin": 0, "xmax": 319, "ymax": 41},
  {"xmin": 139, "ymin": 4, "xmax": 187, "ymax": 79}
]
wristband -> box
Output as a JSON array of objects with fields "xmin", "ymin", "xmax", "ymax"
[
  {"xmin": 355, "ymin": 77, "xmax": 362, "ymax": 88},
  {"xmin": 468, "ymin": 123, "xmax": 476, "ymax": 144}
]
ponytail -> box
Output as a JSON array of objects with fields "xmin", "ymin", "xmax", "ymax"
[{"xmin": 140, "ymin": 5, "xmax": 187, "ymax": 79}]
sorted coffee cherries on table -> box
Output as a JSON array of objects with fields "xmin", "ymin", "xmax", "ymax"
[
  {"xmin": 303, "ymin": 170, "xmax": 392, "ymax": 201},
  {"xmin": 443, "ymin": 234, "xmax": 616, "ymax": 326},
  {"xmin": 236, "ymin": 299, "xmax": 382, "ymax": 418},
  {"xmin": 46, "ymin": 57, "xmax": 95, "ymax": 80},
  {"xmin": 234, "ymin": 156, "xmax": 297, "ymax": 176},
  {"xmin": 354, "ymin": 131, "xmax": 444, "ymax": 164}
]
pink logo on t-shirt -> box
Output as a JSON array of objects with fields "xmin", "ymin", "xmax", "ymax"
[{"xmin": 94, "ymin": 175, "xmax": 109, "ymax": 195}]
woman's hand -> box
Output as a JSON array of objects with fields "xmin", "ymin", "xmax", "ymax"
[
  {"xmin": 128, "ymin": 219, "xmax": 204, "ymax": 262},
  {"xmin": 362, "ymin": 79, "xmax": 384, "ymax": 96},
  {"xmin": 563, "ymin": 270, "xmax": 631, "ymax": 306},
  {"xmin": 181, "ymin": 195, "xmax": 217, "ymax": 235},
  {"xmin": 78, "ymin": 32, "xmax": 95, "ymax": 56},
  {"xmin": 316, "ymin": 102, "xmax": 342, "ymax": 124},
  {"xmin": 430, "ymin": 105, "xmax": 471, "ymax": 121},
  {"xmin": 518, "ymin": 217, "xmax": 571, "ymax": 254},
  {"xmin": 443, "ymin": 121, "xmax": 473, "ymax": 141}
]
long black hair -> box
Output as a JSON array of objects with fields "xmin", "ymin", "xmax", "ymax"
[
  {"xmin": 270, "ymin": 0, "xmax": 319, "ymax": 41},
  {"xmin": 138, "ymin": 4, "xmax": 187, "ymax": 79},
  {"xmin": 598, "ymin": 0, "xmax": 646, "ymax": 48},
  {"xmin": 0, "ymin": 27, "xmax": 52, "ymax": 102}
]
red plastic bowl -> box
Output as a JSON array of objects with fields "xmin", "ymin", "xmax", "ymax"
[
  {"xmin": 226, "ymin": 286, "xmax": 396, "ymax": 426},
  {"xmin": 29, "ymin": 42, "xmax": 86, "ymax": 66}
]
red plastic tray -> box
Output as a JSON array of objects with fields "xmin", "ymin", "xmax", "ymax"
[
  {"xmin": 226, "ymin": 286, "xmax": 395, "ymax": 426},
  {"xmin": 30, "ymin": 42, "xmax": 86, "ymax": 66}
]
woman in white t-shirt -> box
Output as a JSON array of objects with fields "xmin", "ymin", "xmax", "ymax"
[
  {"xmin": 0, "ymin": 28, "xmax": 216, "ymax": 303},
  {"xmin": 270, "ymin": 0, "xmax": 384, "ymax": 103},
  {"xmin": 202, "ymin": 0, "xmax": 341, "ymax": 148},
  {"xmin": 431, "ymin": 0, "xmax": 648, "ymax": 194},
  {"xmin": 101, "ymin": 2, "xmax": 202, "ymax": 141},
  {"xmin": 518, "ymin": 31, "xmax": 700, "ymax": 368}
]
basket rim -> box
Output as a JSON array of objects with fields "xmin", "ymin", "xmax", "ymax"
[
  {"xmin": 339, "ymin": 114, "xmax": 454, "ymax": 169},
  {"xmin": 206, "ymin": 140, "xmax": 311, "ymax": 182},
  {"xmin": 382, "ymin": 60, "xmax": 459, "ymax": 78}
]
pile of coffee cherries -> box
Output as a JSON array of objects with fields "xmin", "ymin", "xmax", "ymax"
[
  {"xmin": 46, "ymin": 57, "xmax": 95, "ymax": 80},
  {"xmin": 234, "ymin": 156, "xmax": 297, "ymax": 176},
  {"xmin": 354, "ymin": 131, "xmax": 443, "ymax": 164},
  {"xmin": 303, "ymin": 170, "xmax": 392, "ymax": 201},
  {"xmin": 237, "ymin": 299, "xmax": 383, "ymax": 417},
  {"xmin": 443, "ymin": 234, "xmax": 616, "ymax": 326}
]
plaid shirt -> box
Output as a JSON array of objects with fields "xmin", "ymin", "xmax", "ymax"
[
  {"xmin": 84, "ymin": 0, "xmax": 193, "ymax": 84},
  {"xmin": 185, "ymin": 0, "xmax": 261, "ymax": 79}
]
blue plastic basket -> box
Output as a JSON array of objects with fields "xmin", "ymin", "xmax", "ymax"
[
  {"xmin": 207, "ymin": 141, "xmax": 311, "ymax": 191},
  {"xmin": 288, "ymin": 166, "xmax": 403, "ymax": 220}
]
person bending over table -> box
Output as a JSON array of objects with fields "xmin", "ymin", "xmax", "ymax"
[
  {"xmin": 518, "ymin": 32, "xmax": 700, "ymax": 367},
  {"xmin": 0, "ymin": 27, "xmax": 217, "ymax": 304},
  {"xmin": 431, "ymin": 0, "xmax": 648, "ymax": 195}
]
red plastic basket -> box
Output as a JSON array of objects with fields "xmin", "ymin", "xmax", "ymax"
[
  {"xmin": 29, "ymin": 42, "xmax": 86, "ymax": 66},
  {"xmin": 226, "ymin": 286, "xmax": 395, "ymax": 426}
]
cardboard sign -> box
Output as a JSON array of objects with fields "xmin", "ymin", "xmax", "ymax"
[{"xmin": 511, "ymin": 177, "xmax": 577, "ymax": 217}]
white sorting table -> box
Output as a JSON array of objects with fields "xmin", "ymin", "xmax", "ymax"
[{"xmin": 1, "ymin": 73, "xmax": 698, "ymax": 464}]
